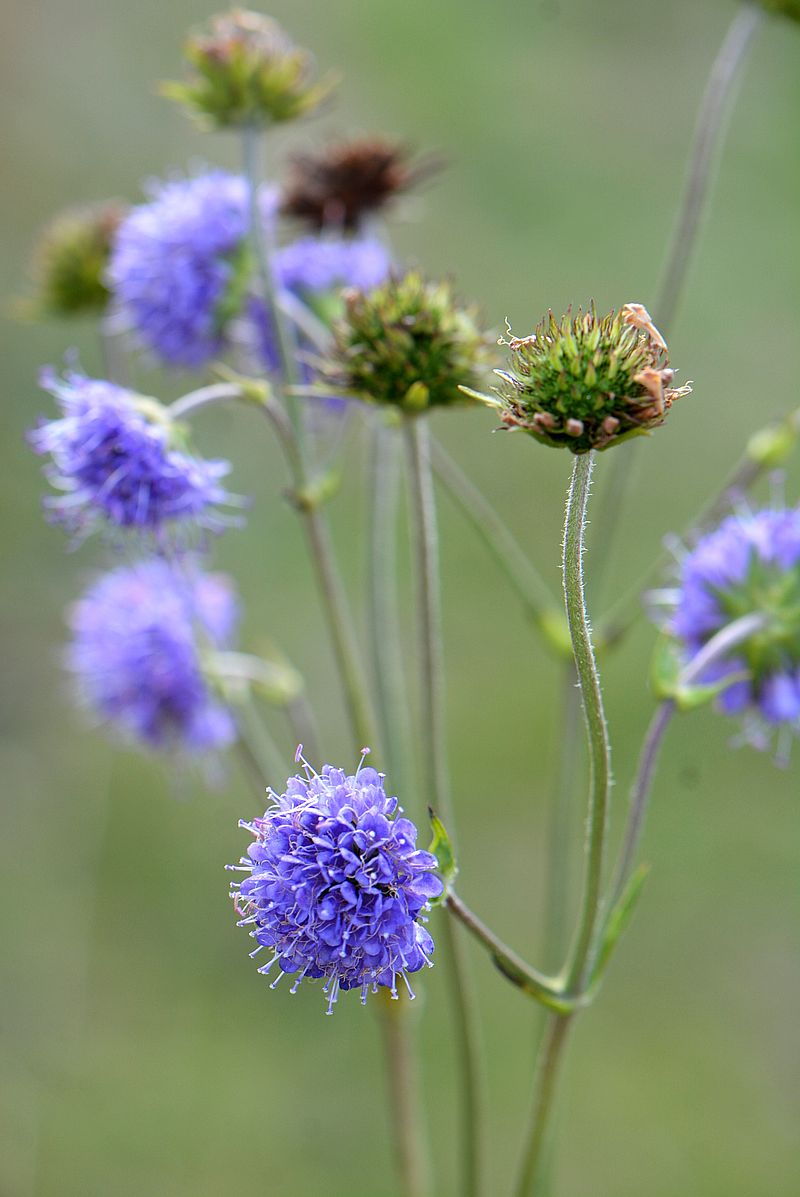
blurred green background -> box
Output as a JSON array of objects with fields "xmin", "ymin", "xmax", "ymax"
[{"xmin": 2, "ymin": 0, "xmax": 799, "ymax": 1194}]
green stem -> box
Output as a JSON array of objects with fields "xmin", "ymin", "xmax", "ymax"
[
  {"xmin": 404, "ymin": 416, "xmax": 485, "ymax": 1197},
  {"xmin": 368, "ymin": 416, "xmax": 412, "ymax": 795},
  {"xmin": 514, "ymin": 1015, "xmax": 573, "ymax": 1197},
  {"xmin": 514, "ymin": 453, "xmax": 611, "ymax": 1197},
  {"xmin": 377, "ymin": 991, "xmax": 431, "ymax": 1197},
  {"xmin": 446, "ymin": 893, "xmax": 571, "ymax": 1013},
  {"xmin": 430, "ymin": 437, "xmax": 557, "ymax": 631},
  {"xmin": 542, "ymin": 666, "xmax": 580, "ymax": 973},
  {"xmin": 562, "ymin": 454, "xmax": 612, "ymax": 993},
  {"xmin": 656, "ymin": 2, "xmax": 764, "ymax": 333}
]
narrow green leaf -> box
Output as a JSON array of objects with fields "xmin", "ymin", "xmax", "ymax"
[
  {"xmin": 427, "ymin": 809, "xmax": 458, "ymax": 906},
  {"xmin": 591, "ymin": 864, "xmax": 649, "ymax": 985}
]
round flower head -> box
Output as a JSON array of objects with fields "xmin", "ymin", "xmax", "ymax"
[
  {"xmin": 490, "ymin": 302, "xmax": 691, "ymax": 453},
  {"xmin": 229, "ymin": 750, "xmax": 443, "ymax": 1012},
  {"xmin": 669, "ymin": 505, "xmax": 800, "ymax": 752},
  {"xmin": 23, "ymin": 200, "xmax": 125, "ymax": 319},
  {"xmin": 281, "ymin": 137, "xmax": 433, "ymax": 233},
  {"xmin": 107, "ymin": 172, "xmax": 274, "ymax": 369},
  {"xmin": 29, "ymin": 369, "xmax": 236, "ymax": 540},
  {"xmin": 322, "ymin": 271, "xmax": 492, "ymax": 414},
  {"xmin": 163, "ymin": 9, "xmax": 335, "ymax": 129},
  {"xmin": 68, "ymin": 559, "xmax": 238, "ymax": 753}
]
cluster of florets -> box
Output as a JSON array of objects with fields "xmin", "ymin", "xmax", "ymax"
[
  {"xmin": 281, "ymin": 137, "xmax": 428, "ymax": 232},
  {"xmin": 107, "ymin": 172, "xmax": 264, "ymax": 369},
  {"xmin": 322, "ymin": 271, "xmax": 491, "ymax": 413},
  {"xmin": 163, "ymin": 9, "xmax": 334, "ymax": 129},
  {"xmin": 29, "ymin": 369, "xmax": 234, "ymax": 539},
  {"xmin": 25, "ymin": 200, "xmax": 125, "ymax": 319},
  {"xmin": 68, "ymin": 559, "xmax": 239, "ymax": 753},
  {"xmin": 492, "ymin": 303, "xmax": 691, "ymax": 453},
  {"xmin": 671, "ymin": 506, "xmax": 800, "ymax": 748},
  {"xmin": 230, "ymin": 754, "xmax": 442, "ymax": 1012}
]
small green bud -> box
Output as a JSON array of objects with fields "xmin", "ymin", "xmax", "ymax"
[
  {"xmin": 162, "ymin": 9, "xmax": 336, "ymax": 129},
  {"xmin": 758, "ymin": 0, "xmax": 800, "ymax": 21},
  {"xmin": 746, "ymin": 412, "xmax": 800, "ymax": 469},
  {"xmin": 489, "ymin": 303, "xmax": 691, "ymax": 453},
  {"xmin": 21, "ymin": 201, "xmax": 125, "ymax": 319},
  {"xmin": 321, "ymin": 272, "xmax": 493, "ymax": 414}
]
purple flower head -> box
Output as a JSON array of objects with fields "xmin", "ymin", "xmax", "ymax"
[
  {"xmin": 29, "ymin": 369, "xmax": 236, "ymax": 540},
  {"xmin": 229, "ymin": 751, "xmax": 442, "ymax": 1012},
  {"xmin": 274, "ymin": 234, "xmax": 391, "ymax": 296},
  {"xmin": 68, "ymin": 559, "xmax": 238, "ymax": 754},
  {"xmin": 670, "ymin": 506, "xmax": 800, "ymax": 748},
  {"xmin": 107, "ymin": 172, "xmax": 276, "ymax": 368}
]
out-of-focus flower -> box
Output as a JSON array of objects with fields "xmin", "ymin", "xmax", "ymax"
[
  {"xmin": 669, "ymin": 506, "xmax": 800, "ymax": 749},
  {"xmin": 21, "ymin": 201, "xmax": 125, "ymax": 319},
  {"xmin": 275, "ymin": 234, "xmax": 390, "ymax": 297},
  {"xmin": 68, "ymin": 560, "xmax": 239, "ymax": 753},
  {"xmin": 489, "ymin": 303, "xmax": 691, "ymax": 453},
  {"xmin": 281, "ymin": 137, "xmax": 434, "ymax": 232},
  {"xmin": 229, "ymin": 752, "xmax": 442, "ymax": 1012},
  {"xmin": 29, "ymin": 369, "xmax": 235, "ymax": 539},
  {"xmin": 163, "ymin": 9, "xmax": 335, "ymax": 129},
  {"xmin": 107, "ymin": 172, "xmax": 272, "ymax": 369},
  {"xmin": 321, "ymin": 271, "xmax": 492, "ymax": 414}
]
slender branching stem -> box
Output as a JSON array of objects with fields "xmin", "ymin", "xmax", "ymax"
[
  {"xmin": 404, "ymin": 416, "xmax": 486, "ymax": 1197},
  {"xmin": 368, "ymin": 416, "xmax": 412, "ymax": 795},
  {"xmin": 169, "ymin": 383, "xmax": 246, "ymax": 420},
  {"xmin": 430, "ymin": 437, "xmax": 557, "ymax": 630},
  {"xmin": 656, "ymin": 2, "xmax": 765, "ymax": 333},
  {"xmin": 377, "ymin": 991, "xmax": 431, "ymax": 1197},
  {"xmin": 610, "ymin": 610, "xmax": 768, "ymax": 905},
  {"xmin": 446, "ymin": 893, "xmax": 571, "ymax": 1012},
  {"xmin": 562, "ymin": 454, "xmax": 612, "ymax": 993},
  {"xmin": 515, "ymin": 453, "xmax": 611, "ymax": 1197}
]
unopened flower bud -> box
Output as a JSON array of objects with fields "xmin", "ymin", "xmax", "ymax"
[
  {"xmin": 490, "ymin": 303, "xmax": 691, "ymax": 453},
  {"xmin": 163, "ymin": 9, "xmax": 335, "ymax": 129},
  {"xmin": 322, "ymin": 272, "xmax": 492, "ymax": 414},
  {"xmin": 24, "ymin": 201, "xmax": 124, "ymax": 319}
]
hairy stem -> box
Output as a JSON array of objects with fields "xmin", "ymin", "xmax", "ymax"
[
  {"xmin": 515, "ymin": 453, "xmax": 611, "ymax": 1196},
  {"xmin": 404, "ymin": 416, "xmax": 485, "ymax": 1197}
]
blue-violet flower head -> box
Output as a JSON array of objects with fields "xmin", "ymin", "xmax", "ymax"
[
  {"xmin": 29, "ymin": 369, "xmax": 236, "ymax": 539},
  {"xmin": 229, "ymin": 752, "xmax": 443, "ymax": 1012},
  {"xmin": 274, "ymin": 234, "xmax": 391, "ymax": 296},
  {"xmin": 68, "ymin": 559, "xmax": 238, "ymax": 753},
  {"xmin": 107, "ymin": 172, "xmax": 274, "ymax": 368},
  {"xmin": 671, "ymin": 505, "xmax": 800, "ymax": 749}
]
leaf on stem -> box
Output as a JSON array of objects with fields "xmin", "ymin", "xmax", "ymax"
[{"xmin": 428, "ymin": 808, "xmax": 458, "ymax": 905}]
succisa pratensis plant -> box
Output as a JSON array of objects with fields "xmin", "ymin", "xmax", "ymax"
[{"xmin": 21, "ymin": 5, "xmax": 799, "ymax": 1196}]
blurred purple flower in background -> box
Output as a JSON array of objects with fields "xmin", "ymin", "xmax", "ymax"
[
  {"xmin": 107, "ymin": 171, "xmax": 271, "ymax": 368},
  {"xmin": 29, "ymin": 369, "xmax": 235, "ymax": 539},
  {"xmin": 274, "ymin": 234, "xmax": 391, "ymax": 296},
  {"xmin": 671, "ymin": 506, "xmax": 800, "ymax": 745},
  {"xmin": 229, "ymin": 753, "xmax": 442, "ymax": 1012},
  {"xmin": 68, "ymin": 559, "xmax": 239, "ymax": 753}
]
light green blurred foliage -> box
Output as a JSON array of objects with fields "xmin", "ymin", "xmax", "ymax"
[{"xmin": 1, "ymin": 1, "xmax": 799, "ymax": 1195}]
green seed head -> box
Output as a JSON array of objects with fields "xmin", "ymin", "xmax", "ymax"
[
  {"xmin": 162, "ymin": 9, "xmax": 336, "ymax": 129},
  {"xmin": 24, "ymin": 201, "xmax": 124, "ymax": 319},
  {"xmin": 491, "ymin": 303, "xmax": 691, "ymax": 453},
  {"xmin": 323, "ymin": 272, "xmax": 493, "ymax": 414}
]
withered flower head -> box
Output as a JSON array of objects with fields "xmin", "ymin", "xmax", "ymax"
[
  {"xmin": 489, "ymin": 302, "xmax": 691, "ymax": 453},
  {"xmin": 281, "ymin": 137, "xmax": 434, "ymax": 232},
  {"xmin": 758, "ymin": 0, "xmax": 800, "ymax": 21},
  {"xmin": 321, "ymin": 271, "xmax": 492, "ymax": 414},
  {"xmin": 163, "ymin": 9, "xmax": 335, "ymax": 129},
  {"xmin": 24, "ymin": 201, "xmax": 125, "ymax": 319}
]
